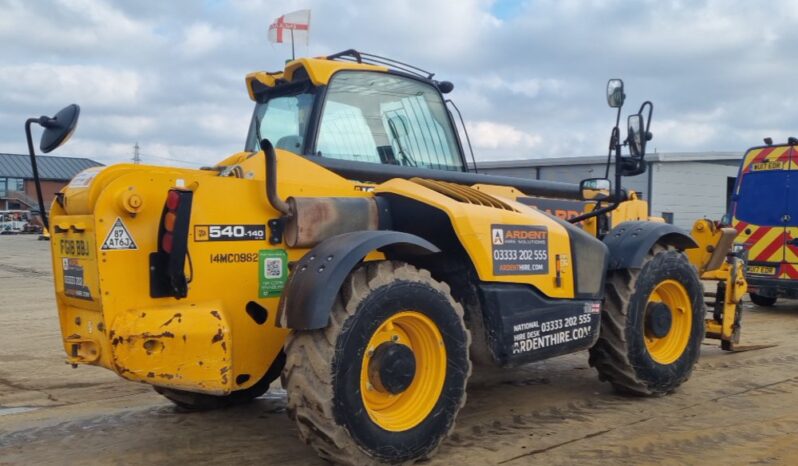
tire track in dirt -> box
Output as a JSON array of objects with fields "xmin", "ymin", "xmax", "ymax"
[
  {"xmin": 0, "ymin": 263, "xmax": 51, "ymax": 281},
  {"xmin": 431, "ymin": 346, "xmax": 798, "ymax": 465}
]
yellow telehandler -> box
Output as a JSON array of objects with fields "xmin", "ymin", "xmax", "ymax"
[{"xmin": 26, "ymin": 50, "xmax": 744, "ymax": 464}]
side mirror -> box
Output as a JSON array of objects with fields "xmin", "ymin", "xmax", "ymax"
[
  {"xmin": 628, "ymin": 114, "xmax": 645, "ymax": 158},
  {"xmin": 39, "ymin": 104, "xmax": 80, "ymax": 153},
  {"xmin": 607, "ymin": 79, "xmax": 625, "ymax": 108},
  {"xmin": 580, "ymin": 178, "xmax": 611, "ymax": 201}
]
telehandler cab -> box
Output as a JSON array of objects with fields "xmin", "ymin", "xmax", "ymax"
[{"xmin": 30, "ymin": 50, "xmax": 745, "ymax": 464}]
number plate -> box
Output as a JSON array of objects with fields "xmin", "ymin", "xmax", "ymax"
[
  {"xmin": 747, "ymin": 265, "xmax": 777, "ymax": 275},
  {"xmin": 57, "ymin": 235, "xmax": 94, "ymax": 260}
]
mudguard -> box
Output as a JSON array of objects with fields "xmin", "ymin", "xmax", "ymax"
[
  {"xmin": 276, "ymin": 231, "xmax": 440, "ymax": 330},
  {"xmin": 604, "ymin": 221, "xmax": 698, "ymax": 270}
]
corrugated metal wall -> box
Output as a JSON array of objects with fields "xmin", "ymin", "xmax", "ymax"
[{"xmin": 650, "ymin": 161, "xmax": 738, "ymax": 229}]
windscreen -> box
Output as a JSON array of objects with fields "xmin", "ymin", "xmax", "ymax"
[{"xmin": 316, "ymin": 71, "xmax": 464, "ymax": 171}]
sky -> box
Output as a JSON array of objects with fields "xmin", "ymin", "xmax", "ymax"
[{"xmin": 1, "ymin": 0, "xmax": 797, "ymax": 167}]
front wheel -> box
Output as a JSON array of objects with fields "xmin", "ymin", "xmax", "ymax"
[
  {"xmin": 750, "ymin": 292, "xmax": 777, "ymax": 307},
  {"xmin": 589, "ymin": 245, "xmax": 704, "ymax": 396},
  {"xmin": 282, "ymin": 261, "xmax": 471, "ymax": 465}
]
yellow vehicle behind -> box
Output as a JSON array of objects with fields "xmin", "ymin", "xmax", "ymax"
[{"xmin": 25, "ymin": 50, "xmax": 743, "ymax": 464}]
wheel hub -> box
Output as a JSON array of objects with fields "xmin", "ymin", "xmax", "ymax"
[
  {"xmin": 368, "ymin": 342, "xmax": 416, "ymax": 394},
  {"xmin": 645, "ymin": 302, "xmax": 672, "ymax": 338}
]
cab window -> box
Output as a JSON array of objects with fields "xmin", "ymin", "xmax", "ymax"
[
  {"xmin": 316, "ymin": 71, "xmax": 463, "ymax": 171},
  {"xmin": 246, "ymin": 90, "xmax": 315, "ymax": 153}
]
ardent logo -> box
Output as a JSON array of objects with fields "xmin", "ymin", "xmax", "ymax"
[
  {"xmin": 505, "ymin": 230, "xmax": 548, "ymax": 240},
  {"xmin": 492, "ymin": 228, "xmax": 504, "ymax": 245}
]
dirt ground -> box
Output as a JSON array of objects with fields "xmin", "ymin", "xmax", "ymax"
[{"xmin": 1, "ymin": 235, "xmax": 798, "ymax": 465}]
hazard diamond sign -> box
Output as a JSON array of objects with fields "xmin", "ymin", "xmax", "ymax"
[{"xmin": 101, "ymin": 218, "xmax": 138, "ymax": 250}]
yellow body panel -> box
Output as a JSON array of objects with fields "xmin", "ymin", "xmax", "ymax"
[
  {"xmin": 374, "ymin": 179, "xmax": 576, "ymax": 298},
  {"xmin": 610, "ymin": 193, "xmax": 650, "ymax": 226},
  {"xmin": 50, "ymin": 150, "xmax": 381, "ymax": 394}
]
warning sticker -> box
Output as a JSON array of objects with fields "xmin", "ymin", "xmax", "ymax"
[
  {"xmin": 62, "ymin": 258, "xmax": 93, "ymax": 300},
  {"xmin": 491, "ymin": 224, "xmax": 549, "ymax": 275},
  {"xmin": 101, "ymin": 218, "xmax": 138, "ymax": 250},
  {"xmin": 259, "ymin": 249, "xmax": 288, "ymax": 298}
]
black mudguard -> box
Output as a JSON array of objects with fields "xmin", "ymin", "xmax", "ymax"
[
  {"xmin": 603, "ymin": 221, "xmax": 698, "ymax": 270},
  {"xmin": 478, "ymin": 283, "xmax": 602, "ymax": 367},
  {"xmin": 276, "ymin": 231, "xmax": 440, "ymax": 330}
]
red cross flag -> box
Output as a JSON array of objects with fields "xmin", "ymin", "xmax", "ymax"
[{"xmin": 268, "ymin": 9, "xmax": 311, "ymax": 45}]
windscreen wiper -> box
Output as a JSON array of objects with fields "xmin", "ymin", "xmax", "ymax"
[{"xmin": 388, "ymin": 118, "xmax": 417, "ymax": 167}]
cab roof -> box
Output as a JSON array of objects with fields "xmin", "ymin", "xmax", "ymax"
[{"xmin": 245, "ymin": 49, "xmax": 438, "ymax": 101}]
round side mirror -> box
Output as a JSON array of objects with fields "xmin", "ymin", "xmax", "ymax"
[
  {"xmin": 39, "ymin": 104, "xmax": 80, "ymax": 153},
  {"xmin": 607, "ymin": 79, "xmax": 625, "ymax": 108}
]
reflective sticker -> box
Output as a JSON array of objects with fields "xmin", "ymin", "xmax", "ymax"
[
  {"xmin": 68, "ymin": 167, "xmax": 102, "ymax": 188},
  {"xmin": 101, "ymin": 218, "xmax": 138, "ymax": 250},
  {"xmin": 259, "ymin": 249, "xmax": 288, "ymax": 298}
]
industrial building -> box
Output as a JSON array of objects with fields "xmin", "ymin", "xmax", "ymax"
[
  {"xmin": 0, "ymin": 153, "xmax": 102, "ymax": 212},
  {"xmin": 475, "ymin": 152, "xmax": 742, "ymax": 229}
]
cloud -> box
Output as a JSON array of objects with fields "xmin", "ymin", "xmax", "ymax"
[
  {"xmin": 0, "ymin": 64, "xmax": 145, "ymax": 107},
  {"xmin": 1, "ymin": 0, "xmax": 797, "ymax": 168},
  {"xmin": 467, "ymin": 121, "xmax": 543, "ymax": 151},
  {"xmin": 180, "ymin": 22, "xmax": 226, "ymax": 58}
]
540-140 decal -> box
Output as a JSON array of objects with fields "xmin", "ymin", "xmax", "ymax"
[{"xmin": 194, "ymin": 224, "xmax": 266, "ymax": 242}]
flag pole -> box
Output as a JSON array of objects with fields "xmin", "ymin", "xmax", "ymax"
[{"xmin": 290, "ymin": 28, "xmax": 295, "ymax": 60}]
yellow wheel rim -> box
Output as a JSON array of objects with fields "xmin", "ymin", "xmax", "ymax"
[
  {"xmin": 360, "ymin": 311, "xmax": 447, "ymax": 432},
  {"xmin": 644, "ymin": 279, "xmax": 692, "ymax": 364}
]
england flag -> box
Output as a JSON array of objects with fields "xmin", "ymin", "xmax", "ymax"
[{"xmin": 268, "ymin": 9, "xmax": 311, "ymax": 45}]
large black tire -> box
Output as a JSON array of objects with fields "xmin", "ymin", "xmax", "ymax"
[
  {"xmin": 155, "ymin": 351, "xmax": 284, "ymax": 411},
  {"xmin": 589, "ymin": 245, "xmax": 704, "ymax": 396},
  {"xmin": 750, "ymin": 292, "xmax": 777, "ymax": 307},
  {"xmin": 282, "ymin": 261, "xmax": 471, "ymax": 465}
]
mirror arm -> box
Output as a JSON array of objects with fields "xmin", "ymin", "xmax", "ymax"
[
  {"xmin": 638, "ymin": 101, "xmax": 654, "ymax": 134},
  {"xmin": 24, "ymin": 118, "xmax": 49, "ymax": 232},
  {"xmin": 568, "ymin": 197, "xmax": 623, "ymax": 224}
]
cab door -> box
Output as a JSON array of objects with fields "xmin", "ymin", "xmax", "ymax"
[
  {"xmin": 733, "ymin": 145, "xmax": 791, "ymax": 277},
  {"xmin": 782, "ymin": 146, "xmax": 798, "ymax": 279}
]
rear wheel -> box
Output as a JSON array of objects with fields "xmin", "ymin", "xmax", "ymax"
[
  {"xmin": 750, "ymin": 292, "xmax": 777, "ymax": 307},
  {"xmin": 589, "ymin": 245, "xmax": 704, "ymax": 396},
  {"xmin": 282, "ymin": 261, "xmax": 471, "ymax": 465},
  {"xmin": 155, "ymin": 351, "xmax": 284, "ymax": 411}
]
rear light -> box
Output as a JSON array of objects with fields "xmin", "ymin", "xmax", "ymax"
[
  {"xmin": 162, "ymin": 232, "xmax": 174, "ymax": 253},
  {"xmin": 166, "ymin": 191, "xmax": 180, "ymax": 210},
  {"xmin": 150, "ymin": 188, "xmax": 193, "ymax": 298},
  {"xmin": 160, "ymin": 193, "xmax": 184, "ymax": 254}
]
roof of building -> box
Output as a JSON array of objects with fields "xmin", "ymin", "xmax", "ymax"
[
  {"xmin": 473, "ymin": 151, "xmax": 743, "ymax": 169},
  {"xmin": 0, "ymin": 153, "xmax": 102, "ymax": 181}
]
